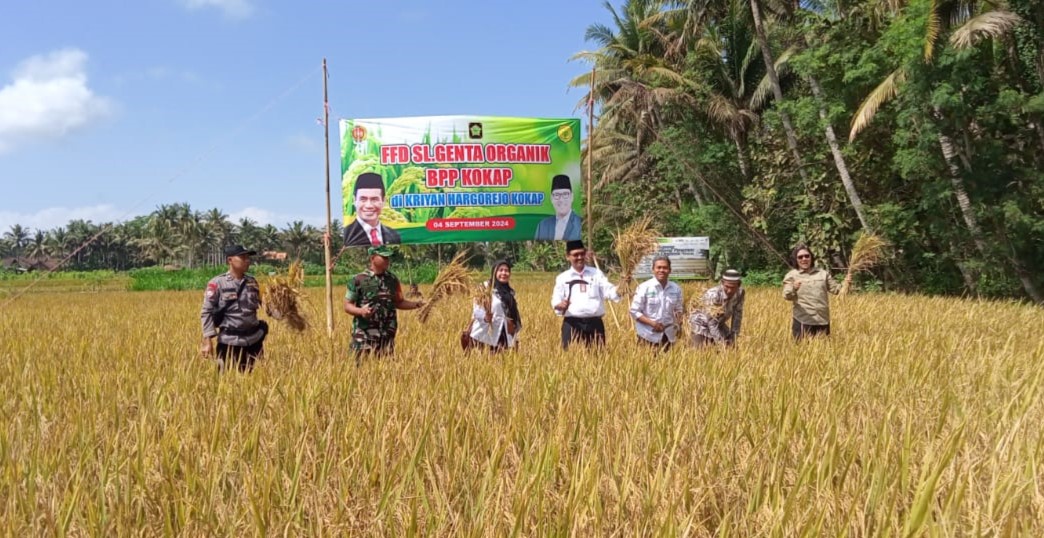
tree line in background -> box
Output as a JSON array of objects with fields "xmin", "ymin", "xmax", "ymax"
[
  {"xmin": 0, "ymin": 203, "xmax": 563, "ymax": 275},
  {"xmin": 3, "ymin": 0, "xmax": 1042, "ymax": 301},
  {"xmin": 1, "ymin": 204, "xmax": 325, "ymax": 271},
  {"xmin": 573, "ymin": 0, "xmax": 1042, "ymax": 302}
]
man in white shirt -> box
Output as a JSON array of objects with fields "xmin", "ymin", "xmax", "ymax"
[
  {"xmin": 551, "ymin": 239, "xmax": 621, "ymax": 349},
  {"xmin": 630, "ymin": 254, "xmax": 684, "ymax": 351}
]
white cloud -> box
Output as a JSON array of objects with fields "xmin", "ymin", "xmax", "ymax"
[
  {"xmin": 0, "ymin": 204, "xmax": 124, "ymax": 232},
  {"xmin": 0, "ymin": 49, "xmax": 114, "ymax": 154},
  {"xmin": 181, "ymin": 0, "xmax": 254, "ymax": 19},
  {"xmin": 228, "ymin": 207, "xmax": 325, "ymax": 227}
]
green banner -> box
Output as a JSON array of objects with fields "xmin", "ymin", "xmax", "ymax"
[{"xmin": 340, "ymin": 116, "xmax": 582, "ymax": 246}]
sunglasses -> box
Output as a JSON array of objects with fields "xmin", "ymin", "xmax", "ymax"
[{"xmin": 797, "ymin": 254, "xmax": 812, "ymax": 259}]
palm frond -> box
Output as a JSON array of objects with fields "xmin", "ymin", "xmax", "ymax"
[
  {"xmin": 949, "ymin": 10, "xmax": 1022, "ymax": 50},
  {"xmin": 750, "ymin": 73, "xmax": 775, "ymax": 111},
  {"xmin": 849, "ymin": 68, "xmax": 906, "ymax": 141},
  {"xmin": 924, "ymin": 0, "xmax": 941, "ymax": 62},
  {"xmin": 584, "ymin": 23, "xmax": 618, "ymax": 47}
]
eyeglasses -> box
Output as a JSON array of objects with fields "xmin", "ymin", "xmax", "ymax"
[
  {"xmin": 797, "ymin": 254, "xmax": 811, "ymax": 259},
  {"xmin": 551, "ymin": 191, "xmax": 572, "ymax": 201}
]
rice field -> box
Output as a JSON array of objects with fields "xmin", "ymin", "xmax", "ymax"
[{"xmin": 1, "ymin": 281, "xmax": 1042, "ymax": 535}]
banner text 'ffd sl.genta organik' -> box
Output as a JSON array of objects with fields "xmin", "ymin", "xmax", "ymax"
[{"xmin": 340, "ymin": 116, "xmax": 582, "ymax": 247}]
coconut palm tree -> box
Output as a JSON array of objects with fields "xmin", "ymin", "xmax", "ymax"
[
  {"xmin": 748, "ymin": 0, "xmax": 810, "ymax": 181},
  {"xmin": 3, "ymin": 224, "xmax": 29, "ymax": 256},
  {"xmin": 202, "ymin": 208, "xmax": 232, "ymax": 265},
  {"xmin": 45, "ymin": 227, "xmax": 68, "ymax": 258},
  {"xmin": 847, "ymin": 0, "xmax": 1036, "ymax": 299},
  {"xmin": 281, "ymin": 221, "xmax": 313, "ymax": 260},
  {"xmin": 26, "ymin": 230, "xmax": 47, "ymax": 260}
]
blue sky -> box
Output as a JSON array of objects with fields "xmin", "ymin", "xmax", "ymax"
[{"xmin": 0, "ymin": 0, "xmax": 609, "ymax": 232}]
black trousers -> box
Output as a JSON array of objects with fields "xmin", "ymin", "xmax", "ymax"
[
  {"xmin": 561, "ymin": 316, "xmax": 606, "ymax": 350},
  {"xmin": 216, "ymin": 340, "xmax": 264, "ymax": 372},
  {"xmin": 792, "ymin": 319, "xmax": 830, "ymax": 340},
  {"xmin": 216, "ymin": 321, "xmax": 268, "ymax": 372}
]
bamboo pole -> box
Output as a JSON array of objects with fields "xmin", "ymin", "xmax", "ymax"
[
  {"xmin": 586, "ymin": 67, "xmax": 621, "ymax": 329},
  {"xmin": 322, "ymin": 58, "xmax": 335, "ymax": 337},
  {"xmin": 586, "ymin": 67, "xmax": 595, "ymax": 247}
]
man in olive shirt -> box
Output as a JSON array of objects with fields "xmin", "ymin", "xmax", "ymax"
[
  {"xmin": 343, "ymin": 245, "xmax": 424, "ymax": 365},
  {"xmin": 782, "ymin": 245, "xmax": 850, "ymax": 339}
]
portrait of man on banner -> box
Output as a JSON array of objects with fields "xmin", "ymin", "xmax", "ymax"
[
  {"xmin": 534, "ymin": 174, "xmax": 582, "ymax": 241},
  {"xmin": 343, "ymin": 172, "xmax": 402, "ymax": 247}
]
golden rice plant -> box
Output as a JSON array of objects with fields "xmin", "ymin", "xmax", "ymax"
[
  {"xmin": 842, "ymin": 232, "xmax": 890, "ymax": 295},
  {"xmin": 612, "ymin": 215, "xmax": 660, "ymax": 299},
  {"xmin": 416, "ymin": 249, "xmax": 473, "ymax": 323},
  {"xmin": 472, "ymin": 281, "xmax": 491, "ymax": 312},
  {"xmin": 1, "ymin": 275, "xmax": 1043, "ymax": 536},
  {"xmin": 261, "ymin": 260, "xmax": 308, "ymax": 331}
]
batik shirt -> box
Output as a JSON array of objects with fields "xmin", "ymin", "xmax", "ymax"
[
  {"xmin": 345, "ymin": 269, "xmax": 403, "ymax": 350},
  {"xmin": 689, "ymin": 285, "xmax": 745, "ymax": 341}
]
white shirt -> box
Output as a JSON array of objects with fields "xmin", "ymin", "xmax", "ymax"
[
  {"xmin": 630, "ymin": 277, "xmax": 684, "ymax": 343},
  {"xmin": 553, "ymin": 215, "xmax": 569, "ymax": 240},
  {"xmin": 470, "ymin": 289, "xmax": 519, "ymax": 348},
  {"xmin": 359, "ymin": 219, "xmax": 383, "ymax": 244},
  {"xmin": 551, "ymin": 265, "xmax": 620, "ymax": 318}
]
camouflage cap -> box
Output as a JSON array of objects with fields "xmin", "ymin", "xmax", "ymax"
[{"xmin": 367, "ymin": 245, "xmax": 396, "ymax": 258}]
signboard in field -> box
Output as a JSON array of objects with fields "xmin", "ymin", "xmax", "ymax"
[
  {"xmin": 339, "ymin": 116, "xmax": 582, "ymax": 246},
  {"xmin": 634, "ymin": 237, "xmax": 712, "ymax": 280}
]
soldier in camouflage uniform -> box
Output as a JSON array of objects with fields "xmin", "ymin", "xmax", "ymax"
[
  {"xmin": 343, "ymin": 245, "xmax": 424, "ymax": 365},
  {"xmin": 200, "ymin": 245, "xmax": 269, "ymax": 372}
]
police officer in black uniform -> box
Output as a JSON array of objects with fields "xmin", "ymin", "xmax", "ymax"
[{"xmin": 200, "ymin": 245, "xmax": 268, "ymax": 372}]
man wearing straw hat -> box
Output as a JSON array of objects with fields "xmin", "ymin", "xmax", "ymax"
[
  {"xmin": 551, "ymin": 239, "xmax": 621, "ymax": 349},
  {"xmin": 689, "ymin": 269, "xmax": 745, "ymax": 347},
  {"xmin": 343, "ymin": 245, "xmax": 423, "ymax": 365},
  {"xmin": 630, "ymin": 254, "xmax": 684, "ymax": 351},
  {"xmin": 343, "ymin": 172, "xmax": 402, "ymax": 247},
  {"xmin": 200, "ymin": 245, "xmax": 269, "ymax": 372},
  {"xmin": 534, "ymin": 174, "xmax": 582, "ymax": 241}
]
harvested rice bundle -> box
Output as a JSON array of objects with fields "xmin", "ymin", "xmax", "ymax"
[
  {"xmin": 612, "ymin": 215, "xmax": 660, "ymax": 298},
  {"xmin": 841, "ymin": 233, "xmax": 890, "ymax": 296},
  {"xmin": 261, "ymin": 261, "xmax": 308, "ymax": 332},
  {"xmin": 681, "ymin": 280, "xmax": 723, "ymax": 341},
  {"xmin": 472, "ymin": 281, "xmax": 491, "ymax": 313},
  {"xmin": 417, "ymin": 250, "xmax": 473, "ymax": 323}
]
